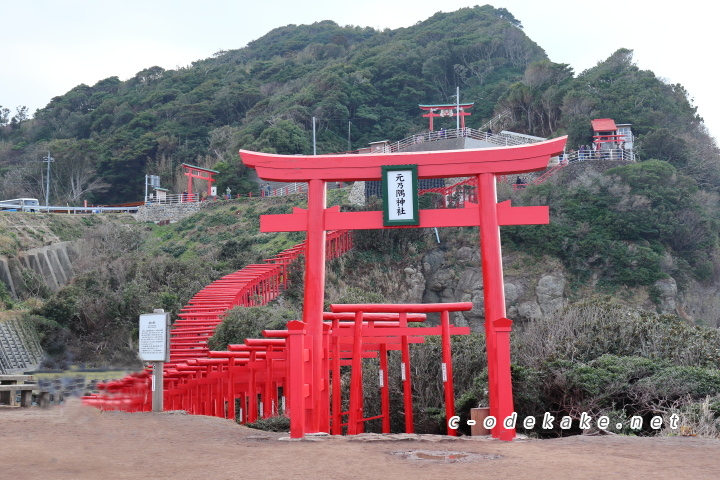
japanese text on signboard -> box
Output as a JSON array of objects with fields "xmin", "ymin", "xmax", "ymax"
[{"xmin": 382, "ymin": 165, "xmax": 419, "ymax": 226}]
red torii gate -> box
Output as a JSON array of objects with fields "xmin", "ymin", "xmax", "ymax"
[
  {"xmin": 182, "ymin": 163, "xmax": 218, "ymax": 196},
  {"xmin": 419, "ymin": 103, "xmax": 473, "ymax": 131},
  {"xmin": 239, "ymin": 136, "xmax": 566, "ymax": 440}
]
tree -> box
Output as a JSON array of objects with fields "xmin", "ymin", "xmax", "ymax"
[
  {"xmin": 50, "ymin": 139, "xmax": 110, "ymax": 203},
  {"xmin": 0, "ymin": 106, "xmax": 10, "ymax": 126},
  {"xmin": 257, "ymin": 119, "xmax": 310, "ymax": 154},
  {"xmin": 10, "ymin": 106, "xmax": 29, "ymax": 128}
]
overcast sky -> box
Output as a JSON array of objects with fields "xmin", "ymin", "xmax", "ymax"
[{"xmin": 3, "ymin": 0, "xmax": 717, "ymax": 139}]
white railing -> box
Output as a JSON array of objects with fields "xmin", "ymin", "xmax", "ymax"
[
  {"xmin": 386, "ymin": 127, "xmax": 546, "ymax": 153},
  {"xmin": 387, "ymin": 127, "xmax": 636, "ymax": 163},
  {"xmin": 556, "ymin": 148, "xmax": 635, "ymax": 164},
  {"xmin": 260, "ymin": 182, "xmax": 308, "ymax": 197},
  {"xmin": 145, "ymin": 193, "xmax": 200, "ymax": 204}
]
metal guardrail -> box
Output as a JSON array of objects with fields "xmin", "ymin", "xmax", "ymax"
[
  {"xmin": 558, "ymin": 147, "xmax": 635, "ymax": 163},
  {"xmin": 145, "ymin": 193, "xmax": 200, "ymax": 205},
  {"xmin": 34, "ymin": 205, "xmax": 141, "ymax": 214},
  {"xmin": 385, "ymin": 127, "xmax": 545, "ymax": 152}
]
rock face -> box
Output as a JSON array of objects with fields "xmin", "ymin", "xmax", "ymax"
[
  {"xmin": 409, "ymin": 242, "xmax": 720, "ymax": 328},
  {"xmin": 653, "ymin": 277, "xmax": 677, "ymax": 315},
  {"xmin": 412, "ymin": 246, "xmax": 568, "ymax": 330},
  {"xmin": 676, "ymin": 278, "xmax": 720, "ymax": 327}
]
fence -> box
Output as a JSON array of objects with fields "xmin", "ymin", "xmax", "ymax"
[
  {"xmin": 82, "ymin": 229, "xmax": 480, "ymax": 438},
  {"xmin": 384, "ymin": 127, "xmax": 545, "ymax": 153},
  {"xmin": 83, "ymin": 299, "xmax": 473, "ymax": 439},
  {"xmin": 82, "ymin": 231, "xmax": 353, "ymax": 410}
]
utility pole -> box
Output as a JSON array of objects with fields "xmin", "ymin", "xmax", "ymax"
[
  {"xmin": 43, "ymin": 151, "xmax": 54, "ymax": 210},
  {"xmin": 456, "ymin": 86, "xmax": 460, "ymax": 131},
  {"xmin": 312, "ymin": 116, "xmax": 317, "ymax": 155}
]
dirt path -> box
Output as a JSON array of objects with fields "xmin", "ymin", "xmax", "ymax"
[{"xmin": 1, "ymin": 400, "xmax": 718, "ymax": 480}]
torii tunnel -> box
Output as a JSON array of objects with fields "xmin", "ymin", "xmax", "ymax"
[{"xmin": 239, "ymin": 136, "xmax": 566, "ymax": 440}]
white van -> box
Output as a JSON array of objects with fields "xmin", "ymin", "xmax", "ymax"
[{"xmin": 0, "ymin": 198, "xmax": 41, "ymax": 212}]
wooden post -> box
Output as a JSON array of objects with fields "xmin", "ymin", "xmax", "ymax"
[
  {"xmin": 440, "ymin": 309, "xmax": 457, "ymax": 436},
  {"xmin": 380, "ymin": 343, "xmax": 391, "ymax": 433},
  {"xmin": 152, "ymin": 361, "xmax": 164, "ymax": 412},
  {"xmin": 348, "ymin": 310, "xmax": 364, "ymax": 435},
  {"xmin": 399, "ymin": 312, "xmax": 414, "ymax": 433},
  {"xmin": 303, "ymin": 178, "xmax": 327, "ymax": 433},
  {"xmin": 470, "ymin": 407, "xmax": 491, "ymax": 436}
]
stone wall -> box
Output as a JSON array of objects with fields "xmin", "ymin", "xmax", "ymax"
[{"xmin": 132, "ymin": 202, "xmax": 201, "ymax": 223}]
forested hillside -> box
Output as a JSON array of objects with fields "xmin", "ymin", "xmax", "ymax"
[
  {"xmin": 1, "ymin": 0, "xmax": 719, "ymax": 342},
  {"xmin": 1, "ymin": 6, "xmax": 543, "ymax": 204},
  {"xmin": 2, "ymin": 5, "xmax": 716, "ymax": 204}
]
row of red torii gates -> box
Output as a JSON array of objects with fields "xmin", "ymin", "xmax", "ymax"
[{"xmin": 239, "ymin": 135, "xmax": 567, "ymax": 440}]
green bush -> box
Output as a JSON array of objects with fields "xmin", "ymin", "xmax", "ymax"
[
  {"xmin": 633, "ymin": 366, "xmax": 720, "ymax": 403},
  {"xmin": 503, "ymin": 160, "xmax": 719, "ymax": 287},
  {"xmin": 245, "ymin": 415, "xmax": 290, "ymax": 432},
  {"xmin": 208, "ymin": 305, "xmax": 299, "ymax": 350}
]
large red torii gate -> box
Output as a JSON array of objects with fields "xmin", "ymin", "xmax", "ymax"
[{"xmin": 239, "ymin": 136, "xmax": 566, "ymax": 440}]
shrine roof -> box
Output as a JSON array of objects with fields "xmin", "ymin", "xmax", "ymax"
[
  {"xmin": 591, "ymin": 118, "xmax": 617, "ymax": 132},
  {"xmin": 419, "ymin": 103, "xmax": 474, "ymax": 109},
  {"xmin": 182, "ymin": 163, "xmax": 219, "ymax": 174}
]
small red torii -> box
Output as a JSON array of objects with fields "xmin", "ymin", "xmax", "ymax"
[
  {"xmin": 182, "ymin": 163, "xmax": 218, "ymax": 196},
  {"xmin": 239, "ymin": 135, "xmax": 566, "ymax": 441},
  {"xmin": 419, "ymin": 103, "xmax": 473, "ymax": 131}
]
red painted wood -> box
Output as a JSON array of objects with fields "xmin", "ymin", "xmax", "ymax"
[{"xmin": 239, "ymin": 136, "xmax": 566, "ymax": 181}]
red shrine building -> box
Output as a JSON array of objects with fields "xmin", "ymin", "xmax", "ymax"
[{"xmin": 591, "ymin": 118, "xmax": 634, "ymax": 159}]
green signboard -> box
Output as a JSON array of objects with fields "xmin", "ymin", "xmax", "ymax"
[{"xmin": 382, "ymin": 164, "xmax": 419, "ymax": 226}]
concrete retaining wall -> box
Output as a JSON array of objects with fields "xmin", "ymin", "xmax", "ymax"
[
  {"xmin": 132, "ymin": 202, "xmax": 201, "ymax": 223},
  {"xmin": 0, "ymin": 241, "xmax": 78, "ymax": 298}
]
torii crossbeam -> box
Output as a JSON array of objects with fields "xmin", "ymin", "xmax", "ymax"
[{"xmin": 239, "ymin": 136, "xmax": 566, "ymax": 440}]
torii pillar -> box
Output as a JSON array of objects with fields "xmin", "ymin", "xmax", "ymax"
[{"xmin": 240, "ymin": 135, "xmax": 566, "ymax": 439}]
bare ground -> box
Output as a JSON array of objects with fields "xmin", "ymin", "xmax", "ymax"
[{"xmin": 1, "ymin": 399, "xmax": 719, "ymax": 480}]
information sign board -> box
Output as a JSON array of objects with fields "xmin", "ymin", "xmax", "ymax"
[{"xmin": 139, "ymin": 313, "xmax": 170, "ymax": 362}]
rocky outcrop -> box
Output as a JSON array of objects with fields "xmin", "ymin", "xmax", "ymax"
[
  {"xmin": 675, "ymin": 278, "xmax": 720, "ymax": 327},
  {"xmin": 406, "ymin": 241, "xmax": 720, "ymax": 328},
  {"xmin": 409, "ymin": 246, "xmax": 568, "ymax": 330}
]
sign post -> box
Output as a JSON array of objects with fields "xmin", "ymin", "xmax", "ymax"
[{"xmin": 139, "ymin": 309, "xmax": 170, "ymax": 412}]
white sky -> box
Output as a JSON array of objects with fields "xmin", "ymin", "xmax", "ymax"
[{"xmin": 2, "ymin": 1, "xmax": 717, "ymax": 139}]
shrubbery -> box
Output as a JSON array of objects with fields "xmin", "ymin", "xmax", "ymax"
[
  {"xmin": 352, "ymin": 300, "xmax": 720, "ymax": 438},
  {"xmin": 504, "ymin": 160, "xmax": 719, "ymax": 287},
  {"xmin": 207, "ymin": 306, "xmax": 299, "ymax": 351}
]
